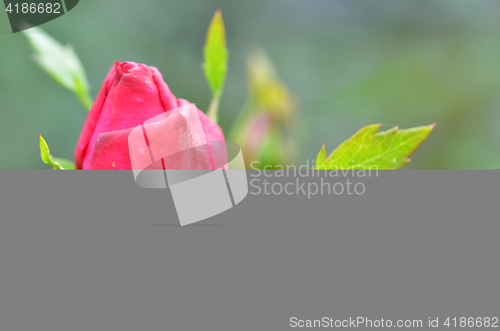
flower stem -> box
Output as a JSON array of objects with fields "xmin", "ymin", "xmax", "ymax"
[
  {"xmin": 76, "ymin": 91, "xmax": 94, "ymax": 112},
  {"xmin": 207, "ymin": 91, "xmax": 221, "ymax": 124}
]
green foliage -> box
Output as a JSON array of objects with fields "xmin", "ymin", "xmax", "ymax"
[
  {"xmin": 203, "ymin": 10, "xmax": 228, "ymax": 95},
  {"xmin": 253, "ymin": 127, "xmax": 290, "ymax": 169},
  {"xmin": 39, "ymin": 135, "xmax": 74, "ymax": 170},
  {"xmin": 229, "ymin": 46, "xmax": 299, "ymax": 169},
  {"xmin": 22, "ymin": 26, "xmax": 93, "ymax": 111},
  {"xmin": 246, "ymin": 47, "xmax": 296, "ymax": 116},
  {"xmin": 316, "ymin": 124, "xmax": 435, "ymax": 170},
  {"xmin": 203, "ymin": 10, "xmax": 229, "ymax": 123}
]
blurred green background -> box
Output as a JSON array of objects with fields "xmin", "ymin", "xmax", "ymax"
[{"xmin": 1, "ymin": 0, "xmax": 500, "ymax": 169}]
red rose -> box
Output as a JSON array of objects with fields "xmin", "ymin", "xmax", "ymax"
[{"xmin": 74, "ymin": 61, "xmax": 225, "ymax": 169}]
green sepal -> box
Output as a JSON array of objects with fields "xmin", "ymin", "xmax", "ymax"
[{"xmin": 39, "ymin": 134, "xmax": 74, "ymax": 170}]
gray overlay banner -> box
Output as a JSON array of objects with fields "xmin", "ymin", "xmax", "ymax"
[{"xmin": 0, "ymin": 170, "xmax": 498, "ymax": 330}]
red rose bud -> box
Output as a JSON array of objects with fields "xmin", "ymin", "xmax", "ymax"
[{"xmin": 74, "ymin": 61, "xmax": 225, "ymax": 169}]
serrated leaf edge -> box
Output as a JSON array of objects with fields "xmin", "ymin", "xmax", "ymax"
[{"xmin": 319, "ymin": 124, "xmax": 435, "ymax": 170}]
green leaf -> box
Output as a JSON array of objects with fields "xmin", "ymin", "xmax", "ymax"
[
  {"xmin": 316, "ymin": 145, "xmax": 327, "ymax": 170},
  {"xmin": 203, "ymin": 10, "xmax": 228, "ymax": 123},
  {"xmin": 203, "ymin": 10, "xmax": 228, "ymax": 95},
  {"xmin": 316, "ymin": 124, "xmax": 435, "ymax": 170},
  {"xmin": 22, "ymin": 26, "xmax": 93, "ymax": 111},
  {"xmin": 39, "ymin": 135, "xmax": 73, "ymax": 170}
]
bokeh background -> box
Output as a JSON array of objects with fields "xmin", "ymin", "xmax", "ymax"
[{"xmin": 1, "ymin": 0, "xmax": 500, "ymax": 169}]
